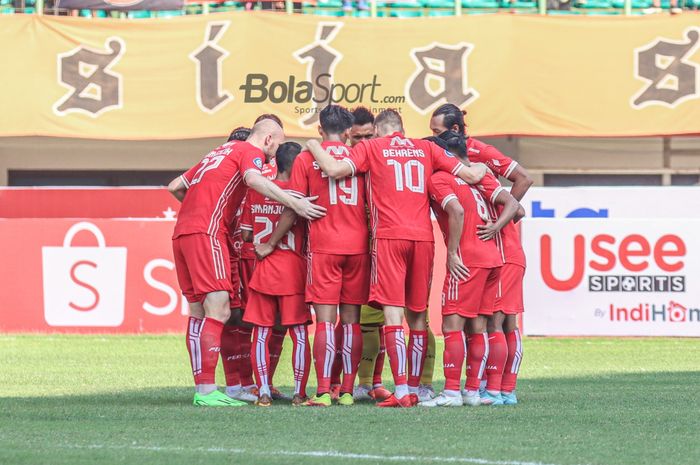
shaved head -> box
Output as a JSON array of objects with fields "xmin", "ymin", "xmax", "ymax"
[
  {"xmin": 248, "ymin": 119, "xmax": 285, "ymax": 161},
  {"xmin": 374, "ymin": 109, "xmax": 403, "ymax": 137}
]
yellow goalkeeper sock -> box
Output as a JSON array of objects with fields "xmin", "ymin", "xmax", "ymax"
[
  {"xmin": 358, "ymin": 325, "xmax": 380, "ymax": 386},
  {"xmin": 420, "ymin": 326, "xmax": 436, "ymax": 385}
]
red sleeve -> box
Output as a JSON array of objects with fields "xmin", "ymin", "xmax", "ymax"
[
  {"xmin": 344, "ymin": 140, "xmax": 370, "ymax": 175},
  {"xmin": 428, "ymin": 173, "xmax": 458, "ymax": 211},
  {"xmin": 481, "ymin": 145, "xmax": 517, "ymax": 179},
  {"xmin": 428, "ymin": 141, "xmax": 464, "ymax": 177},
  {"xmin": 239, "ymin": 191, "xmax": 254, "ymax": 231},
  {"xmin": 180, "ymin": 162, "xmax": 201, "ymax": 189},
  {"xmin": 477, "ymin": 172, "xmax": 505, "ymax": 205},
  {"xmin": 288, "ymin": 153, "xmax": 310, "ymax": 198},
  {"xmin": 239, "ymin": 146, "xmax": 264, "ymax": 184}
]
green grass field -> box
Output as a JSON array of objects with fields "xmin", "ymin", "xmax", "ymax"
[{"xmin": 0, "ymin": 335, "xmax": 698, "ymax": 465}]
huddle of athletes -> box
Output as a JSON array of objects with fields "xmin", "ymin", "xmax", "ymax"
[{"xmin": 169, "ymin": 103, "xmax": 532, "ymax": 408}]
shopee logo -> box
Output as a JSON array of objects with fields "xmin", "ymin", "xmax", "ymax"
[{"xmin": 541, "ymin": 233, "xmax": 686, "ymax": 291}]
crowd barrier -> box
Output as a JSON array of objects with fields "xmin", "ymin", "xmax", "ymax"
[{"xmin": 1, "ymin": 187, "xmax": 697, "ymax": 336}]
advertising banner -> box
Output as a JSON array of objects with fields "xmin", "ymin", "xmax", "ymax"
[
  {"xmin": 1, "ymin": 14, "xmax": 700, "ymax": 140},
  {"xmin": 521, "ymin": 218, "xmax": 700, "ymax": 336}
]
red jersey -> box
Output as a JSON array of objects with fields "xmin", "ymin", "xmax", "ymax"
[
  {"xmin": 466, "ymin": 137, "xmax": 518, "ymax": 179},
  {"xmin": 289, "ymin": 141, "xmax": 368, "ymax": 255},
  {"xmin": 239, "ymin": 160, "xmax": 277, "ymax": 260},
  {"xmin": 342, "ymin": 132, "xmax": 463, "ymax": 242},
  {"xmin": 467, "ymin": 139, "xmax": 526, "ymax": 267},
  {"xmin": 429, "ymin": 171, "xmax": 503, "ymax": 268},
  {"xmin": 174, "ymin": 141, "xmax": 263, "ymax": 239},
  {"xmin": 240, "ymin": 180, "xmax": 307, "ymax": 295}
]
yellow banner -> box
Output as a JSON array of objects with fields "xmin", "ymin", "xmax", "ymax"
[{"xmin": 1, "ymin": 14, "xmax": 700, "ymax": 140}]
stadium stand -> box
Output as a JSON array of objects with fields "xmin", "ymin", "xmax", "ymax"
[{"xmin": 1, "ymin": 0, "xmax": 698, "ymax": 16}]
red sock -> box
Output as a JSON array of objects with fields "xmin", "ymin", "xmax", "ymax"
[
  {"xmin": 250, "ymin": 326, "xmax": 271, "ymax": 392},
  {"xmin": 443, "ymin": 331, "xmax": 466, "ymax": 392},
  {"xmin": 486, "ymin": 332, "xmax": 507, "ymax": 392},
  {"xmin": 313, "ymin": 322, "xmax": 335, "ymax": 394},
  {"xmin": 330, "ymin": 322, "xmax": 343, "ymax": 386},
  {"xmin": 341, "ymin": 323, "xmax": 363, "ymax": 394},
  {"xmin": 187, "ymin": 317, "xmax": 223, "ymax": 385},
  {"xmin": 220, "ymin": 325, "xmax": 240, "ymax": 387},
  {"xmin": 502, "ymin": 329, "xmax": 523, "ymax": 393},
  {"xmin": 268, "ymin": 328, "xmax": 286, "ymax": 385},
  {"xmin": 373, "ymin": 326, "xmax": 386, "ymax": 387},
  {"xmin": 407, "ymin": 329, "xmax": 428, "ymax": 388},
  {"xmin": 383, "ymin": 325, "xmax": 407, "ymax": 387},
  {"xmin": 236, "ymin": 326, "xmax": 255, "ymax": 387},
  {"xmin": 466, "ymin": 332, "xmax": 489, "ymax": 391},
  {"xmin": 290, "ymin": 324, "xmax": 311, "ymax": 397}
]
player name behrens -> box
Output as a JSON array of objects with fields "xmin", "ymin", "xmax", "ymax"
[{"xmin": 382, "ymin": 149, "xmax": 426, "ymax": 158}]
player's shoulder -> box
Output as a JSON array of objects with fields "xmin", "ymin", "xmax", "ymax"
[{"xmin": 429, "ymin": 170, "xmax": 457, "ymax": 190}]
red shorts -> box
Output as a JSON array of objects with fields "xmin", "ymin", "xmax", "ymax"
[
  {"xmin": 370, "ymin": 239, "xmax": 434, "ymax": 312},
  {"xmin": 495, "ymin": 263, "xmax": 525, "ymax": 314},
  {"xmin": 173, "ymin": 233, "xmax": 233, "ymax": 304},
  {"xmin": 306, "ymin": 253, "xmax": 370, "ymax": 305},
  {"xmin": 242, "ymin": 289, "xmax": 310, "ymax": 327},
  {"xmin": 238, "ymin": 257, "xmax": 256, "ymax": 309},
  {"xmin": 442, "ymin": 267, "xmax": 500, "ymax": 318}
]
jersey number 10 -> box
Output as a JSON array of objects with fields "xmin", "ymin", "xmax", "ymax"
[{"xmin": 387, "ymin": 159, "xmax": 425, "ymax": 193}]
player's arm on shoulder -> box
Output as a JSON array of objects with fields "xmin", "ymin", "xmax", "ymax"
[
  {"xmin": 477, "ymin": 188, "xmax": 520, "ymax": 242},
  {"xmin": 306, "ymin": 139, "xmax": 353, "ymax": 179},
  {"xmin": 256, "ymin": 208, "xmax": 298, "ymax": 260},
  {"xmin": 245, "ymin": 171, "xmax": 326, "ymax": 220},
  {"xmin": 455, "ymin": 162, "xmax": 488, "ymax": 185},
  {"xmin": 167, "ymin": 175, "xmax": 188, "ymax": 202},
  {"xmin": 506, "ymin": 164, "xmax": 534, "ymax": 202}
]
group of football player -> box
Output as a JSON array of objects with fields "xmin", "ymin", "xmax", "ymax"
[{"xmin": 168, "ymin": 102, "xmax": 532, "ymax": 408}]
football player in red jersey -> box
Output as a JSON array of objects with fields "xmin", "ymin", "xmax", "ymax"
[
  {"xmin": 306, "ymin": 109, "xmax": 488, "ymax": 408},
  {"xmin": 257, "ymin": 105, "xmax": 369, "ymax": 407},
  {"xmin": 422, "ymin": 134, "xmax": 522, "ymax": 407},
  {"xmin": 430, "ymin": 104, "xmax": 532, "ymax": 405},
  {"xmin": 167, "ymin": 120, "xmax": 325, "ymax": 407},
  {"xmin": 241, "ymin": 142, "xmax": 312, "ymax": 407}
]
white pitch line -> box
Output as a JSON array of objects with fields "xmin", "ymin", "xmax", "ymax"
[{"xmin": 57, "ymin": 443, "xmax": 585, "ymax": 465}]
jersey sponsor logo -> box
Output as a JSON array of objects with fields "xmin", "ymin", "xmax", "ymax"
[
  {"xmin": 253, "ymin": 157, "xmax": 263, "ymax": 169},
  {"xmin": 53, "ymin": 37, "xmax": 125, "ymax": 118},
  {"xmin": 631, "ymin": 27, "xmax": 700, "ymax": 109},
  {"xmin": 389, "ymin": 136, "xmax": 415, "ymax": 147},
  {"xmin": 540, "ymin": 232, "xmax": 686, "ymax": 293},
  {"xmin": 444, "ymin": 150, "xmax": 455, "ymax": 158}
]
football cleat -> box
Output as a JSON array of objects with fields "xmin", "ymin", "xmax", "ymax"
[
  {"xmin": 194, "ymin": 390, "xmax": 247, "ymax": 407},
  {"xmin": 419, "ymin": 392, "xmax": 463, "ymax": 408},
  {"xmin": 291, "ymin": 394, "xmax": 308, "ymax": 406},
  {"xmin": 226, "ymin": 388, "xmax": 258, "ymax": 403},
  {"xmin": 480, "ymin": 390, "xmax": 504, "ymax": 406},
  {"xmin": 502, "ymin": 391, "xmax": 518, "ymax": 405},
  {"xmin": 255, "ymin": 393, "xmax": 272, "ymax": 407},
  {"xmin": 416, "ymin": 385, "xmax": 436, "ymax": 402},
  {"xmin": 461, "ymin": 389, "xmax": 482, "ymax": 406},
  {"xmin": 376, "ymin": 393, "xmax": 418, "ymax": 408},
  {"xmin": 304, "ymin": 393, "xmax": 332, "ymax": 407},
  {"xmin": 270, "ymin": 386, "xmax": 290, "ymax": 400},
  {"xmin": 337, "ymin": 393, "xmax": 354, "ymax": 406},
  {"xmin": 330, "ymin": 384, "xmax": 341, "ymax": 401},
  {"xmin": 353, "ymin": 384, "xmax": 372, "ymax": 401},
  {"xmin": 369, "ymin": 386, "xmax": 393, "ymax": 401}
]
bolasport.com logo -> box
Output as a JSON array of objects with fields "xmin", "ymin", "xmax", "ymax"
[
  {"xmin": 594, "ymin": 300, "xmax": 700, "ymax": 323},
  {"xmin": 540, "ymin": 232, "xmax": 686, "ymax": 293}
]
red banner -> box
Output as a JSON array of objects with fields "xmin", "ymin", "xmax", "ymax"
[{"xmin": 0, "ymin": 217, "xmax": 446, "ymax": 334}]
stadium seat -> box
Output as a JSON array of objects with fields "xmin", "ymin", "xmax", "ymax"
[
  {"xmin": 389, "ymin": 8, "xmax": 424, "ymax": 15},
  {"xmin": 462, "ymin": 0, "xmax": 500, "ymax": 7},
  {"xmin": 422, "ymin": 0, "xmax": 455, "ymax": 7},
  {"xmin": 1, "ymin": 6, "xmax": 14, "ymax": 13},
  {"xmin": 610, "ymin": 0, "xmax": 652, "ymax": 6},
  {"xmin": 158, "ymin": 9, "xmax": 185, "ymax": 16},
  {"xmin": 312, "ymin": 7, "xmax": 345, "ymax": 14},
  {"xmin": 427, "ymin": 8, "xmax": 456, "ymax": 13},
  {"xmin": 506, "ymin": 0, "xmax": 537, "ymax": 7},
  {"xmin": 317, "ymin": 0, "xmax": 344, "ymax": 6},
  {"xmin": 353, "ymin": 9, "xmax": 372, "ymax": 16},
  {"xmin": 128, "ymin": 10, "xmax": 153, "ymax": 17},
  {"xmin": 0, "ymin": 0, "xmax": 12, "ymax": 5},
  {"xmin": 24, "ymin": 6, "xmax": 35, "ymax": 12},
  {"xmin": 574, "ymin": 0, "xmax": 613, "ymax": 8}
]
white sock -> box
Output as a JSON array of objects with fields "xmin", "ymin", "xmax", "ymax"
[
  {"xmin": 259, "ymin": 385, "xmax": 271, "ymax": 397},
  {"xmin": 395, "ymin": 384, "xmax": 409, "ymax": 399},
  {"xmin": 195, "ymin": 384, "xmax": 218, "ymax": 395},
  {"xmin": 242, "ymin": 384, "xmax": 256, "ymax": 391},
  {"xmin": 443, "ymin": 389, "xmax": 460, "ymax": 397},
  {"xmin": 373, "ymin": 383, "xmax": 383, "ymax": 389},
  {"xmin": 225, "ymin": 384, "xmax": 242, "ymax": 396},
  {"xmin": 408, "ymin": 385, "xmax": 419, "ymax": 394}
]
